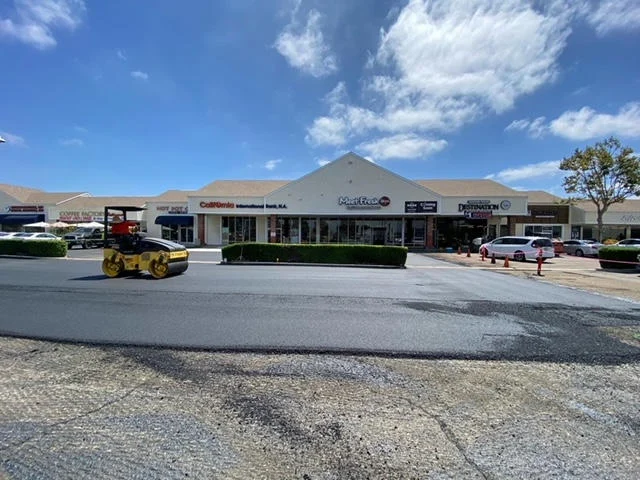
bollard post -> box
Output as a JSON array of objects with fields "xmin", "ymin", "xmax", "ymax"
[
  {"xmin": 457, "ymin": 246, "xmax": 462, "ymax": 255},
  {"xmin": 481, "ymin": 248, "xmax": 486, "ymax": 262},
  {"xmin": 503, "ymin": 255, "xmax": 510, "ymax": 268},
  {"xmin": 467, "ymin": 247, "xmax": 471, "ymax": 258},
  {"xmin": 537, "ymin": 256, "xmax": 543, "ymax": 276},
  {"xmin": 491, "ymin": 253, "xmax": 496, "ymax": 265}
]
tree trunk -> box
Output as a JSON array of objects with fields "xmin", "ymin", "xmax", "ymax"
[{"xmin": 596, "ymin": 209, "xmax": 604, "ymax": 242}]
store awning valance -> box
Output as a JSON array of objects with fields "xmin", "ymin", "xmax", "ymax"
[
  {"xmin": 155, "ymin": 215, "xmax": 194, "ymax": 226},
  {"xmin": 0, "ymin": 214, "xmax": 46, "ymax": 225}
]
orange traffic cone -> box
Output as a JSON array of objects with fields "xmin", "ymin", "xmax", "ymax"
[
  {"xmin": 481, "ymin": 248, "xmax": 486, "ymax": 261},
  {"xmin": 466, "ymin": 247, "xmax": 471, "ymax": 258},
  {"xmin": 457, "ymin": 246, "xmax": 462, "ymax": 255},
  {"xmin": 503, "ymin": 255, "xmax": 510, "ymax": 268}
]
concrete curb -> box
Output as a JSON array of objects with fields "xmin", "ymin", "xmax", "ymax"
[
  {"xmin": 221, "ymin": 261, "xmax": 405, "ymax": 269},
  {"xmin": 0, "ymin": 254, "xmax": 42, "ymax": 260}
]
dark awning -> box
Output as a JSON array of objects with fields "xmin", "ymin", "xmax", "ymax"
[
  {"xmin": 155, "ymin": 215, "xmax": 194, "ymax": 226},
  {"xmin": 0, "ymin": 214, "xmax": 45, "ymax": 225}
]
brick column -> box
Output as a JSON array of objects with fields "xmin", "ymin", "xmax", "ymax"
[
  {"xmin": 426, "ymin": 216, "xmax": 435, "ymax": 248},
  {"xmin": 197, "ymin": 214, "xmax": 206, "ymax": 246}
]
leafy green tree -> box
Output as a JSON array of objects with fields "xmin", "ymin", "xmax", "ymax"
[{"xmin": 560, "ymin": 137, "xmax": 640, "ymax": 241}]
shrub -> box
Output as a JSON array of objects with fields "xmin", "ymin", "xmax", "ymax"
[
  {"xmin": 597, "ymin": 246, "xmax": 640, "ymax": 269},
  {"xmin": 222, "ymin": 243, "xmax": 407, "ymax": 266},
  {"xmin": 0, "ymin": 239, "xmax": 67, "ymax": 257}
]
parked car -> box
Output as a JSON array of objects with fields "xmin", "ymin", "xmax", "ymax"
[
  {"xmin": 562, "ymin": 239, "xmax": 603, "ymax": 257},
  {"xmin": 470, "ymin": 237, "xmax": 489, "ymax": 253},
  {"xmin": 13, "ymin": 232, "xmax": 61, "ymax": 241},
  {"xmin": 0, "ymin": 232, "xmax": 25, "ymax": 238},
  {"xmin": 480, "ymin": 236, "xmax": 555, "ymax": 262},
  {"xmin": 552, "ymin": 238, "xmax": 564, "ymax": 256},
  {"xmin": 63, "ymin": 227, "xmax": 104, "ymax": 249},
  {"xmin": 615, "ymin": 238, "xmax": 640, "ymax": 247}
]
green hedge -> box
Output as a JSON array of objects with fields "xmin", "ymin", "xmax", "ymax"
[
  {"xmin": 222, "ymin": 243, "xmax": 408, "ymax": 266},
  {"xmin": 597, "ymin": 246, "xmax": 640, "ymax": 269},
  {"xmin": 0, "ymin": 239, "xmax": 68, "ymax": 257}
]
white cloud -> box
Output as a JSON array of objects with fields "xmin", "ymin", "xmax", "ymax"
[
  {"xmin": 306, "ymin": 116, "xmax": 347, "ymax": 146},
  {"xmin": 0, "ymin": 0, "xmax": 85, "ymax": 49},
  {"xmin": 505, "ymin": 116, "xmax": 548, "ymax": 138},
  {"xmin": 316, "ymin": 157, "xmax": 331, "ymax": 167},
  {"xmin": 264, "ymin": 159, "xmax": 282, "ymax": 171},
  {"xmin": 275, "ymin": 9, "xmax": 337, "ymax": 77},
  {"xmin": 117, "ymin": 49, "xmax": 126, "ymax": 61},
  {"xmin": 585, "ymin": 0, "xmax": 640, "ymax": 36},
  {"xmin": 549, "ymin": 102, "xmax": 640, "ymax": 140},
  {"xmin": 357, "ymin": 134, "xmax": 447, "ymax": 160},
  {"xmin": 59, "ymin": 137, "xmax": 83, "ymax": 147},
  {"xmin": 130, "ymin": 70, "xmax": 149, "ymax": 81},
  {"xmin": 306, "ymin": 0, "xmax": 574, "ymax": 151},
  {"xmin": 73, "ymin": 125, "xmax": 87, "ymax": 133},
  {"xmin": 485, "ymin": 160, "xmax": 561, "ymax": 183},
  {"xmin": 0, "ymin": 131, "xmax": 26, "ymax": 146}
]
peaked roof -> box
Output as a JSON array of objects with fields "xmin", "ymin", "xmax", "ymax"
[
  {"xmin": 194, "ymin": 180, "xmax": 290, "ymax": 197},
  {"xmin": 25, "ymin": 191, "xmax": 88, "ymax": 205},
  {"xmin": 414, "ymin": 179, "xmax": 527, "ymax": 197},
  {"xmin": 151, "ymin": 190, "xmax": 194, "ymax": 202},
  {"xmin": 524, "ymin": 190, "xmax": 564, "ymax": 204},
  {"xmin": 53, "ymin": 196, "xmax": 150, "ymax": 209},
  {"xmin": 0, "ymin": 183, "xmax": 44, "ymax": 203}
]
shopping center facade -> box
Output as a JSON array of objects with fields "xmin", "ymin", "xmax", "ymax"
[{"xmin": 2, "ymin": 153, "xmax": 640, "ymax": 246}]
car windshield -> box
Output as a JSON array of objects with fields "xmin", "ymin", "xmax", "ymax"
[{"xmin": 2, "ymin": 2, "xmax": 640, "ymax": 478}]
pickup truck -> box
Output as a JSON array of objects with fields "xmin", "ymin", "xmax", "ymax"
[{"xmin": 63, "ymin": 228, "xmax": 104, "ymax": 249}]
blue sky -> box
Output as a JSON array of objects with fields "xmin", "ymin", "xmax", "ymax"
[{"xmin": 1, "ymin": 0, "xmax": 639, "ymax": 196}]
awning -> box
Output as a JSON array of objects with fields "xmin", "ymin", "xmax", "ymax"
[
  {"xmin": 155, "ymin": 215, "xmax": 194, "ymax": 226},
  {"xmin": 0, "ymin": 214, "xmax": 46, "ymax": 225}
]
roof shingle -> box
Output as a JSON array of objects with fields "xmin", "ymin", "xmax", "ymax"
[
  {"xmin": 194, "ymin": 180, "xmax": 291, "ymax": 197},
  {"xmin": 414, "ymin": 179, "xmax": 527, "ymax": 197}
]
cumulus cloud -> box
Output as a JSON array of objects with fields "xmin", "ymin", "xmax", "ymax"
[
  {"xmin": 59, "ymin": 137, "xmax": 83, "ymax": 147},
  {"xmin": 0, "ymin": 0, "xmax": 85, "ymax": 49},
  {"xmin": 357, "ymin": 134, "xmax": 447, "ymax": 160},
  {"xmin": 275, "ymin": 8, "xmax": 337, "ymax": 77},
  {"xmin": 505, "ymin": 116, "xmax": 548, "ymax": 138},
  {"xmin": 585, "ymin": 0, "xmax": 640, "ymax": 36},
  {"xmin": 264, "ymin": 159, "xmax": 282, "ymax": 171},
  {"xmin": 0, "ymin": 131, "xmax": 26, "ymax": 146},
  {"xmin": 130, "ymin": 70, "xmax": 149, "ymax": 81},
  {"xmin": 549, "ymin": 102, "xmax": 640, "ymax": 140},
  {"xmin": 485, "ymin": 160, "xmax": 561, "ymax": 183},
  {"xmin": 306, "ymin": 0, "xmax": 573, "ymax": 151},
  {"xmin": 316, "ymin": 158, "xmax": 331, "ymax": 167},
  {"xmin": 117, "ymin": 49, "xmax": 126, "ymax": 61}
]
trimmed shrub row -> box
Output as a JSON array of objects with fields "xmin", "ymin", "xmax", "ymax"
[
  {"xmin": 597, "ymin": 246, "xmax": 640, "ymax": 269},
  {"xmin": 222, "ymin": 243, "xmax": 408, "ymax": 266},
  {"xmin": 0, "ymin": 239, "xmax": 68, "ymax": 257}
]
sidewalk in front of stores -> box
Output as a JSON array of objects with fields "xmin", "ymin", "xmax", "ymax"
[{"xmin": 421, "ymin": 251, "xmax": 640, "ymax": 303}]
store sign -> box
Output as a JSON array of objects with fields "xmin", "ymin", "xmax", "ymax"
[
  {"xmin": 59, "ymin": 210, "xmax": 105, "ymax": 222},
  {"xmin": 530, "ymin": 209, "xmax": 556, "ymax": 218},
  {"xmin": 458, "ymin": 200, "xmax": 500, "ymax": 212},
  {"xmin": 7, "ymin": 205, "xmax": 44, "ymax": 213},
  {"xmin": 156, "ymin": 205, "xmax": 188, "ymax": 214},
  {"xmin": 198, "ymin": 201, "xmax": 287, "ymax": 209},
  {"xmin": 464, "ymin": 211, "xmax": 492, "ymax": 219},
  {"xmin": 338, "ymin": 195, "xmax": 390, "ymax": 209},
  {"xmin": 405, "ymin": 201, "xmax": 437, "ymax": 213}
]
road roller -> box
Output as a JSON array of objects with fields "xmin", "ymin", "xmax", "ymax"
[{"xmin": 101, "ymin": 206, "xmax": 189, "ymax": 279}]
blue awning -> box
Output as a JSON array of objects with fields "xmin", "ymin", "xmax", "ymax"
[
  {"xmin": 155, "ymin": 215, "xmax": 194, "ymax": 226},
  {"xmin": 0, "ymin": 214, "xmax": 45, "ymax": 225}
]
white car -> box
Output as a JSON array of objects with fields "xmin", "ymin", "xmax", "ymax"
[
  {"xmin": 0, "ymin": 232, "xmax": 25, "ymax": 238},
  {"xmin": 12, "ymin": 232, "xmax": 61, "ymax": 241},
  {"xmin": 562, "ymin": 239, "xmax": 602, "ymax": 257},
  {"xmin": 615, "ymin": 238, "xmax": 640, "ymax": 247},
  {"xmin": 480, "ymin": 236, "xmax": 555, "ymax": 262}
]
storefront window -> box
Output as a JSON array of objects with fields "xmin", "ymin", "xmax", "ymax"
[
  {"xmin": 524, "ymin": 225, "xmax": 562, "ymax": 238},
  {"xmin": 222, "ymin": 217, "xmax": 256, "ymax": 244},
  {"xmin": 161, "ymin": 225, "xmax": 193, "ymax": 244},
  {"xmin": 301, "ymin": 218, "xmax": 317, "ymax": 243}
]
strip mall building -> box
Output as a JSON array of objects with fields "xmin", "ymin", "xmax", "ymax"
[{"xmin": 2, "ymin": 153, "xmax": 640, "ymax": 246}]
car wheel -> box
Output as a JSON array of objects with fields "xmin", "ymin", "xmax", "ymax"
[
  {"xmin": 514, "ymin": 251, "xmax": 526, "ymax": 262},
  {"xmin": 575, "ymin": 249, "xmax": 584, "ymax": 257}
]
